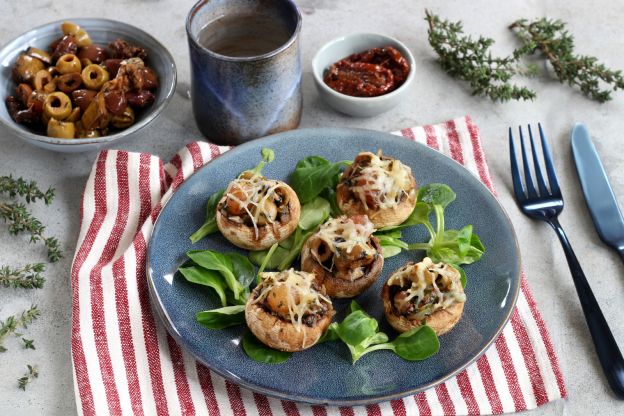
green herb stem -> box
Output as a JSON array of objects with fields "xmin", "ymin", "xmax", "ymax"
[
  {"xmin": 0, "ymin": 305, "xmax": 40, "ymax": 352},
  {"xmin": 510, "ymin": 18, "xmax": 624, "ymax": 102},
  {"xmin": 17, "ymin": 364, "xmax": 38, "ymax": 390},
  {"xmin": 0, "ymin": 202, "xmax": 62, "ymax": 262},
  {"xmin": 0, "ymin": 175, "xmax": 55, "ymax": 205},
  {"xmin": 0, "ymin": 263, "xmax": 45, "ymax": 289}
]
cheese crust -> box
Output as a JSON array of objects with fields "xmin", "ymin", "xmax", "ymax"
[
  {"xmin": 300, "ymin": 215, "xmax": 384, "ymax": 298},
  {"xmin": 336, "ymin": 151, "xmax": 417, "ymax": 228},
  {"xmin": 382, "ymin": 258, "xmax": 465, "ymax": 335},
  {"xmin": 245, "ymin": 270, "xmax": 334, "ymax": 352},
  {"xmin": 216, "ymin": 173, "xmax": 300, "ymax": 251}
]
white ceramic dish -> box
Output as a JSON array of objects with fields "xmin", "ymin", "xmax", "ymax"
[{"xmin": 312, "ymin": 33, "xmax": 415, "ymax": 117}]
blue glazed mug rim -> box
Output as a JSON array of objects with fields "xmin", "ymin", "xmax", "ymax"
[{"xmin": 185, "ymin": 0, "xmax": 302, "ymax": 62}]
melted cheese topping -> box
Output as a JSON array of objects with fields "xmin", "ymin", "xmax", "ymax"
[
  {"xmin": 223, "ymin": 172, "xmax": 286, "ymax": 238},
  {"xmin": 388, "ymin": 257, "xmax": 465, "ymax": 321},
  {"xmin": 315, "ymin": 216, "xmax": 376, "ymax": 257},
  {"xmin": 349, "ymin": 152, "xmax": 413, "ymax": 210},
  {"xmin": 252, "ymin": 269, "xmax": 330, "ymax": 334}
]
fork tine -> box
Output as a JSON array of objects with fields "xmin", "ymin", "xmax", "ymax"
[
  {"xmin": 509, "ymin": 127, "xmax": 526, "ymax": 201},
  {"xmin": 538, "ymin": 123, "xmax": 561, "ymax": 196},
  {"xmin": 528, "ymin": 125, "xmax": 550, "ymax": 195},
  {"xmin": 519, "ymin": 126, "xmax": 538, "ymax": 198}
]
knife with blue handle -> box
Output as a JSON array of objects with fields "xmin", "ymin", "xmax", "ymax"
[{"xmin": 571, "ymin": 123, "xmax": 624, "ymax": 262}]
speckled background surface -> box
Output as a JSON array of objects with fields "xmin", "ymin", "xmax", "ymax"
[{"xmin": 1, "ymin": 0, "xmax": 624, "ymax": 414}]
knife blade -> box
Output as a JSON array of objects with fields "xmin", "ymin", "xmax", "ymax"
[{"xmin": 571, "ymin": 123, "xmax": 624, "ymax": 259}]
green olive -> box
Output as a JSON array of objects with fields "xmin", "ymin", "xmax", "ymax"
[
  {"xmin": 56, "ymin": 54, "xmax": 82, "ymax": 75},
  {"xmin": 111, "ymin": 106, "xmax": 135, "ymax": 129},
  {"xmin": 44, "ymin": 92, "xmax": 72, "ymax": 120},
  {"xmin": 33, "ymin": 69, "xmax": 54, "ymax": 92},
  {"xmin": 61, "ymin": 21, "xmax": 80, "ymax": 36},
  {"xmin": 81, "ymin": 64, "xmax": 109, "ymax": 90},
  {"xmin": 47, "ymin": 118, "xmax": 75, "ymax": 139},
  {"xmin": 75, "ymin": 29, "xmax": 92, "ymax": 47}
]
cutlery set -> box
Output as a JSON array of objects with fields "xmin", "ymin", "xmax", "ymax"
[{"xmin": 509, "ymin": 123, "xmax": 624, "ymax": 399}]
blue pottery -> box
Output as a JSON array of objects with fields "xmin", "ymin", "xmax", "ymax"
[
  {"xmin": 147, "ymin": 128, "xmax": 521, "ymax": 405},
  {"xmin": 186, "ymin": 0, "xmax": 302, "ymax": 145}
]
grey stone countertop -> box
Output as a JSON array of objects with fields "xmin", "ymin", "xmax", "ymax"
[{"xmin": 1, "ymin": 0, "xmax": 624, "ymax": 414}]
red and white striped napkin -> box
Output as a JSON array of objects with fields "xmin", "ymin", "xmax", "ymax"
[{"xmin": 70, "ymin": 116, "xmax": 566, "ymax": 416}]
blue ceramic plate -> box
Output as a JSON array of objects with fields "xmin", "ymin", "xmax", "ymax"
[{"xmin": 147, "ymin": 128, "xmax": 520, "ymax": 406}]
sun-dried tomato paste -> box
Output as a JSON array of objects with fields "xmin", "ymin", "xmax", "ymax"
[{"xmin": 323, "ymin": 46, "xmax": 410, "ymax": 97}]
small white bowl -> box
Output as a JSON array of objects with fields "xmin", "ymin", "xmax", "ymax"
[{"xmin": 312, "ymin": 33, "xmax": 415, "ymax": 117}]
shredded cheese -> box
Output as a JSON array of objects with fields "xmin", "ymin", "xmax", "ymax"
[
  {"xmin": 223, "ymin": 173, "xmax": 286, "ymax": 238},
  {"xmin": 388, "ymin": 257, "xmax": 465, "ymax": 320},
  {"xmin": 252, "ymin": 269, "xmax": 330, "ymax": 335},
  {"xmin": 311, "ymin": 216, "xmax": 377, "ymax": 273},
  {"xmin": 348, "ymin": 151, "xmax": 413, "ymax": 210}
]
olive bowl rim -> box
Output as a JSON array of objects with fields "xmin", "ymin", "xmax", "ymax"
[{"xmin": 0, "ymin": 17, "xmax": 177, "ymax": 148}]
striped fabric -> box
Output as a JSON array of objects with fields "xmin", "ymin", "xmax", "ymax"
[{"xmin": 71, "ymin": 116, "xmax": 566, "ymax": 416}]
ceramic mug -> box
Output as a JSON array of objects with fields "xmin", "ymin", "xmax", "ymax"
[{"xmin": 186, "ymin": 0, "xmax": 302, "ymax": 145}]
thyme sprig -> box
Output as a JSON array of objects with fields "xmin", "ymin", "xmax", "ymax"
[
  {"xmin": 0, "ymin": 263, "xmax": 46, "ymax": 289},
  {"xmin": 22, "ymin": 338, "xmax": 35, "ymax": 350},
  {"xmin": 0, "ymin": 305, "xmax": 40, "ymax": 352},
  {"xmin": 0, "ymin": 175, "xmax": 55, "ymax": 205},
  {"xmin": 425, "ymin": 9, "xmax": 537, "ymax": 101},
  {"xmin": 510, "ymin": 18, "xmax": 624, "ymax": 102},
  {"xmin": 17, "ymin": 365, "xmax": 38, "ymax": 390},
  {"xmin": 0, "ymin": 202, "xmax": 62, "ymax": 262}
]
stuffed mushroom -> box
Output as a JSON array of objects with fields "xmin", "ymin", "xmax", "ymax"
[
  {"xmin": 245, "ymin": 269, "xmax": 334, "ymax": 352},
  {"xmin": 216, "ymin": 171, "xmax": 300, "ymax": 251},
  {"xmin": 300, "ymin": 215, "xmax": 384, "ymax": 298},
  {"xmin": 336, "ymin": 151, "xmax": 417, "ymax": 228},
  {"xmin": 382, "ymin": 257, "xmax": 465, "ymax": 335}
]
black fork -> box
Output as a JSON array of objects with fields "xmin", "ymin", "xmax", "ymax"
[{"xmin": 509, "ymin": 124, "xmax": 624, "ymax": 399}]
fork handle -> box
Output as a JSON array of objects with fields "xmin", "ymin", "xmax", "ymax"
[{"xmin": 549, "ymin": 218, "xmax": 624, "ymax": 399}]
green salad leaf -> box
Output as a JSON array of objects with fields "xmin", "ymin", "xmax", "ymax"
[
  {"xmin": 178, "ymin": 266, "xmax": 228, "ymax": 307},
  {"xmin": 374, "ymin": 184, "xmax": 485, "ymax": 271},
  {"xmin": 289, "ymin": 156, "xmax": 350, "ymax": 203},
  {"xmin": 196, "ymin": 305, "xmax": 246, "ymax": 329},
  {"xmin": 187, "ymin": 250, "xmax": 248, "ymax": 300},
  {"xmin": 189, "ymin": 189, "xmax": 225, "ymax": 243},
  {"xmin": 242, "ymin": 330, "xmax": 292, "ymax": 364},
  {"xmin": 320, "ymin": 301, "xmax": 440, "ymax": 363},
  {"xmin": 298, "ymin": 196, "xmax": 331, "ymax": 230}
]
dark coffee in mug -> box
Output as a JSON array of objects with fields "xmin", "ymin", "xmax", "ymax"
[{"xmin": 198, "ymin": 14, "xmax": 292, "ymax": 57}]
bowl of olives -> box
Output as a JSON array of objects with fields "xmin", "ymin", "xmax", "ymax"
[{"xmin": 0, "ymin": 19, "xmax": 176, "ymax": 152}]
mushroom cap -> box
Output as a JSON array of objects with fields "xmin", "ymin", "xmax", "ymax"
[
  {"xmin": 301, "ymin": 234, "xmax": 384, "ymax": 298},
  {"xmin": 245, "ymin": 285, "xmax": 334, "ymax": 352},
  {"xmin": 216, "ymin": 180, "xmax": 300, "ymax": 251},
  {"xmin": 336, "ymin": 159, "xmax": 417, "ymax": 229},
  {"xmin": 381, "ymin": 267, "xmax": 465, "ymax": 336}
]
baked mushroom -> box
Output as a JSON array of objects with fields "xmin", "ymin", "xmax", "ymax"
[
  {"xmin": 245, "ymin": 269, "xmax": 334, "ymax": 352},
  {"xmin": 382, "ymin": 257, "xmax": 465, "ymax": 335},
  {"xmin": 336, "ymin": 151, "xmax": 417, "ymax": 228},
  {"xmin": 216, "ymin": 171, "xmax": 301, "ymax": 250},
  {"xmin": 300, "ymin": 215, "xmax": 384, "ymax": 298}
]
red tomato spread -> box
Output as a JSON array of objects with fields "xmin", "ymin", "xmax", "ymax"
[{"xmin": 323, "ymin": 46, "xmax": 410, "ymax": 97}]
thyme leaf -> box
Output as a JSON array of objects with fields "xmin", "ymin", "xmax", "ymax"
[
  {"xmin": 0, "ymin": 305, "xmax": 40, "ymax": 352},
  {"xmin": 510, "ymin": 18, "xmax": 624, "ymax": 102},
  {"xmin": 17, "ymin": 364, "xmax": 38, "ymax": 390},
  {"xmin": 425, "ymin": 9, "xmax": 536, "ymax": 101},
  {"xmin": 0, "ymin": 263, "xmax": 46, "ymax": 289}
]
